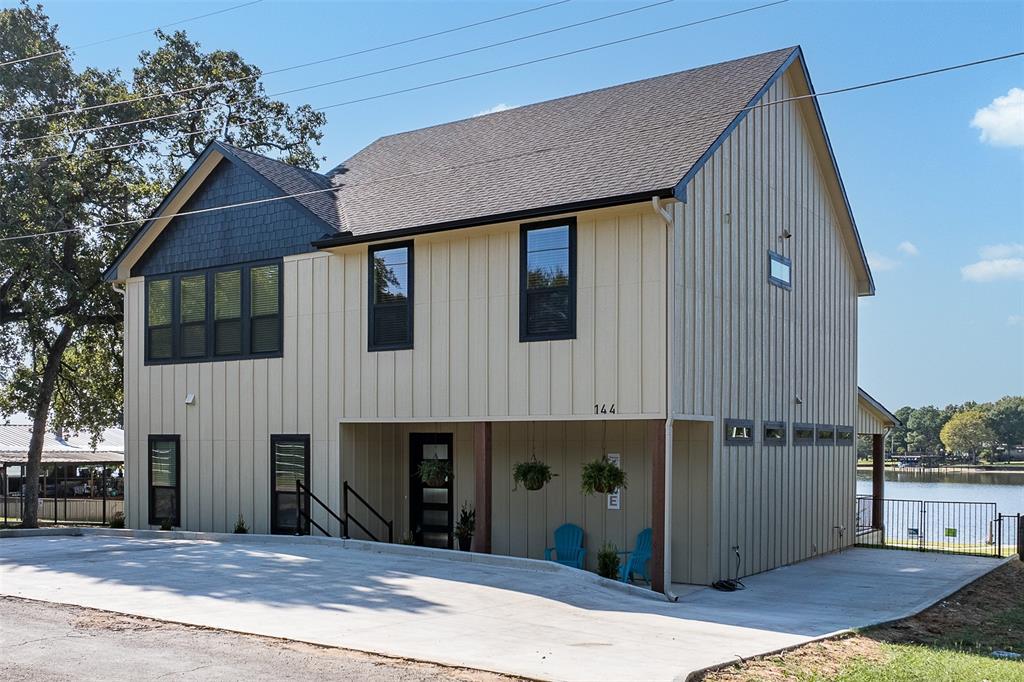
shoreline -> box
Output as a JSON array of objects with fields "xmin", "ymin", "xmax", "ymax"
[{"xmin": 854, "ymin": 465, "xmax": 1024, "ymax": 474}]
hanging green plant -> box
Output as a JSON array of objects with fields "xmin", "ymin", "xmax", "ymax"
[
  {"xmin": 513, "ymin": 459, "xmax": 555, "ymax": 491},
  {"xmin": 581, "ymin": 456, "xmax": 627, "ymax": 495},
  {"xmin": 417, "ymin": 457, "xmax": 452, "ymax": 488}
]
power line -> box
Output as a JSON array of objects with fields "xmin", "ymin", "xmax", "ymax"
[
  {"xmin": 1, "ymin": 0, "xmax": 572, "ymax": 125},
  {"xmin": 0, "ymin": 0, "xmax": 266, "ymax": 68},
  {"xmin": 12, "ymin": 0, "xmax": 674, "ymax": 146},
  {"xmin": 1, "ymin": 0, "xmax": 791, "ymax": 167},
  {"xmin": 3, "ymin": 47, "xmax": 1022, "ymax": 244}
]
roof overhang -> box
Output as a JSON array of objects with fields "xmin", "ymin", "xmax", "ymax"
[
  {"xmin": 858, "ymin": 387, "xmax": 902, "ymax": 427},
  {"xmin": 673, "ymin": 46, "xmax": 875, "ymax": 297}
]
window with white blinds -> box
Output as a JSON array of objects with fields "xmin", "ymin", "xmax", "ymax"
[{"xmin": 145, "ymin": 260, "xmax": 282, "ymax": 363}]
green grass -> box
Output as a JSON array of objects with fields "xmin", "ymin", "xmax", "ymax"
[{"xmin": 833, "ymin": 643, "xmax": 1024, "ymax": 682}]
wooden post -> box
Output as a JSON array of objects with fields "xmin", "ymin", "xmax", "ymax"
[
  {"xmin": 649, "ymin": 420, "xmax": 666, "ymax": 593},
  {"xmin": 473, "ymin": 422, "xmax": 492, "ymax": 554},
  {"xmin": 872, "ymin": 433, "xmax": 885, "ymax": 530}
]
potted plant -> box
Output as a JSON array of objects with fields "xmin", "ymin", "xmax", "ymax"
[
  {"xmin": 108, "ymin": 511, "xmax": 125, "ymax": 529},
  {"xmin": 417, "ymin": 457, "xmax": 452, "ymax": 488},
  {"xmin": 159, "ymin": 517, "xmax": 173, "ymax": 531},
  {"xmin": 455, "ymin": 502, "xmax": 476, "ymax": 551},
  {"xmin": 234, "ymin": 513, "xmax": 249, "ymax": 534},
  {"xmin": 581, "ymin": 456, "xmax": 627, "ymax": 495},
  {"xmin": 513, "ymin": 458, "xmax": 555, "ymax": 491},
  {"xmin": 597, "ymin": 543, "xmax": 620, "ymax": 579}
]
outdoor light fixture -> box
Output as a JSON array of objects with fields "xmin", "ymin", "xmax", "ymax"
[
  {"xmin": 795, "ymin": 394, "xmax": 803, "ymax": 405},
  {"xmin": 781, "ymin": 229, "xmax": 792, "ymax": 240},
  {"xmin": 184, "ymin": 393, "xmax": 196, "ymax": 405}
]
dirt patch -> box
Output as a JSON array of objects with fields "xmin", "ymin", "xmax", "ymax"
[{"xmin": 701, "ymin": 558, "xmax": 1023, "ymax": 681}]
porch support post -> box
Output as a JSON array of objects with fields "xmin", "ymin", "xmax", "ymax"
[
  {"xmin": 473, "ymin": 421, "xmax": 492, "ymax": 554},
  {"xmin": 871, "ymin": 433, "xmax": 885, "ymax": 530},
  {"xmin": 649, "ymin": 419, "xmax": 667, "ymax": 594}
]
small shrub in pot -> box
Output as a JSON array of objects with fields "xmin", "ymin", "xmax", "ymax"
[{"xmin": 597, "ymin": 543, "xmax": 620, "ymax": 580}]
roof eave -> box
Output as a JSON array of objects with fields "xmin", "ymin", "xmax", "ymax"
[{"xmin": 858, "ymin": 387, "xmax": 902, "ymax": 427}]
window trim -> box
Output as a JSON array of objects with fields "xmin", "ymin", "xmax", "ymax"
[
  {"xmin": 816, "ymin": 424, "xmax": 836, "ymax": 446},
  {"xmin": 724, "ymin": 418, "xmax": 755, "ymax": 446},
  {"xmin": 147, "ymin": 434, "xmax": 181, "ymax": 527},
  {"xmin": 144, "ymin": 259, "xmax": 283, "ymax": 365},
  {"xmin": 793, "ymin": 422, "xmax": 816, "ymax": 446},
  {"xmin": 768, "ymin": 250, "xmax": 792, "ymax": 290},
  {"xmin": 762, "ymin": 420, "xmax": 787, "ymax": 447},
  {"xmin": 270, "ymin": 433, "xmax": 311, "ymax": 535},
  {"xmin": 519, "ymin": 217, "xmax": 577, "ymax": 342},
  {"xmin": 835, "ymin": 425, "xmax": 855, "ymax": 445},
  {"xmin": 367, "ymin": 240, "xmax": 415, "ymax": 352}
]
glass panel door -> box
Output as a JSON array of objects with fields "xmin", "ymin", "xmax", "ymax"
[
  {"xmin": 409, "ymin": 433, "xmax": 454, "ymax": 549},
  {"xmin": 270, "ymin": 435, "xmax": 310, "ymax": 534}
]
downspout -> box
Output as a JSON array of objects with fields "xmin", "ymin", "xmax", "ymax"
[{"xmin": 653, "ymin": 196, "xmax": 680, "ymax": 602}]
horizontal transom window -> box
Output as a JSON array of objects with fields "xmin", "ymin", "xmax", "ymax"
[
  {"xmin": 763, "ymin": 421, "xmax": 787, "ymax": 446},
  {"xmin": 145, "ymin": 260, "xmax": 282, "ymax": 364},
  {"xmin": 724, "ymin": 419, "xmax": 754, "ymax": 445}
]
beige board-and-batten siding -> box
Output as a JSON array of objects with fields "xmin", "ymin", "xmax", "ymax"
[
  {"xmin": 122, "ymin": 203, "xmax": 668, "ymax": 532},
  {"xmin": 858, "ymin": 402, "xmax": 891, "ymax": 436},
  {"xmin": 340, "ymin": 419, "xmax": 654, "ymax": 572},
  {"xmin": 671, "ymin": 67, "xmax": 859, "ymax": 580}
]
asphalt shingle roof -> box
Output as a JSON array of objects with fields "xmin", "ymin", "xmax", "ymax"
[{"xmin": 327, "ymin": 47, "xmax": 795, "ymax": 238}]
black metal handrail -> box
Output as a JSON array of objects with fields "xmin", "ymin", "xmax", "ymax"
[
  {"xmin": 295, "ymin": 480, "xmax": 346, "ymax": 537},
  {"xmin": 343, "ymin": 480, "xmax": 394, "ymax": 544}
]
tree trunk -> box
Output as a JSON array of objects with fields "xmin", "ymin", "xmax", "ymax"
[{"xmin": 22, "ymin": 325, "xmax": 75, "ymax": 528}]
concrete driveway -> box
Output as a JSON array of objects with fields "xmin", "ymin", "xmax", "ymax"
[{"xmin": 0, "ymin": 532, "xmax": 1004, "ymax": 681}]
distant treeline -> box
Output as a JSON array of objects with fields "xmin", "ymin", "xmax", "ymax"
[{"xmin": 859, "ymin": 396, "xmax": 1024, "ymax": 463}]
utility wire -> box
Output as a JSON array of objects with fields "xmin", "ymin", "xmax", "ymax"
[
  {"xmin": 1, "ymin": 0, "xmax": 572, "ymax": 125},
  {"xmin": 0, "ymin": 0, "xmax": 266, "ymax": 68},
  {"xmin": 12, "ymin": 0, "xmax": 673, "ymax": 145},
  {"xmin": 3, "ymin": 48, "xmax": 1022, "ymax": 244},
  {"xmin": 1, "ymin": 0, "xmax": 790, "ymax": 166}
]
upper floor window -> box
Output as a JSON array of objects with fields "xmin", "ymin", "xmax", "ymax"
[
  {"xmin": 368, "ymin": 242, "xmax": 413, "ymax": 351},
  {"xmin": 145, "ymin": 260, "xmax": 282, "ymax": 364},
  {"xmin": 520, "ymin": 218, "xmax": 576, "ymax": 341},
  {"xmin": 768, "ymin": 250, "xmax": 792, "ymax": 289}
]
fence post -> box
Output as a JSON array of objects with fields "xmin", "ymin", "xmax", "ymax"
[
  {"xmin": 295, "ymin": 480, "xmax": 302, "ymax": 536},
  {"xmin": 342, "ymin": 481, "xmax": 350, "ymax": 539}
]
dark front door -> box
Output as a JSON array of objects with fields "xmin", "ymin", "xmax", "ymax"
[
  {"xmin": 410, "ymin": 433, "xmax": 454, "ymax": 549},
  {"xmin": 270, "ymin": 434, "xmax": 310, "ymax": 534}
]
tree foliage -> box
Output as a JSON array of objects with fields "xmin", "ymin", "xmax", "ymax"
[
  {"xmin": 0, "ymin": 1, "xmax": 326, "ymax": 526},
  {"xmin": 940, "ymin": 410, "xmax": 995, "ymax": 459}
]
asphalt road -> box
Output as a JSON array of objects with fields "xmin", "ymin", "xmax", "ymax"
[{"xmin": 0, "ymin": 597, "xmax": 512, "ymax": 681}]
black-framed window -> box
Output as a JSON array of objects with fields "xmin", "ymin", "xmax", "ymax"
[
  {"xmin": 816, "ymin": 424, "xmax": 836, "ymax": 445},
  {"xmin": 768, "ymin": 250, "xmax": 792, "ymax": 289},
  {"xmin": 763, "ymin": 421, "xmax": 787, "ymax": 446},
  {"xmin": 520, "ymin": 218, "xmax": 576, "ymax": 341},
  {"xmin": 270, "ymin": 434, "xmax": 310, "ymax": 534},
  {"xmin": 368, "ymin": 241, "xmax": 414, "ymax": 351},
  {"xmin": 146, "ymin": 278, "xmax": 173, "ymax": 360},
  {"xmin": 836, "ymin": 425, "xmax": 854, "ymax": 445},
  {"xmin": 794, "ymin": 423, "xmax": 816, "ymax": 445},
  {"xmin": 144, "ymin": 260, "xmax": 282, "ymax": 364},
  {"xmin": 724, "ymin": 419, "xmax": 754, "ymax": 445},
  {"xmin": 148, "ymin": 435, "xmax": 180, "ymax": 526}
]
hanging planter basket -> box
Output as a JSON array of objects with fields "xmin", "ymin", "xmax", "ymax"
[
  {"xmin": 417, "ymin": 458, "xmax": 452, "ymax": 488},
  {"xmin": 513, "ymin": 459, "xmax": 555, "ymax": 491},
  {"xmin": 581, "ymin": 456, "xmax": 627, "ymax": 496}
]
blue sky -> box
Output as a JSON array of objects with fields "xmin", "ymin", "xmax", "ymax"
[{"xmin": 11, "ymin": 0, "xmax": 1024, "ymax": 410}]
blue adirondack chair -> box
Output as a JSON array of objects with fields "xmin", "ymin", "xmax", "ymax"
[
  {"xmin": 545, "ymin": 523, "xmax": 586, "ymax": 569},
  {"xmin": 618, "ymin": 528, "xmax": 653, "ymax": 583}
]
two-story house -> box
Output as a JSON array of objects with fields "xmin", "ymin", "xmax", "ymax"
[{"xmin": 106, "ymin": 46, "xmax": 881, "ymax": 592}]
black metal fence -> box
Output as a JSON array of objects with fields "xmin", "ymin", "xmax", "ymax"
[{"xmin": 855, "ymin": 495, "xmax": 1019, "ymax": 558}]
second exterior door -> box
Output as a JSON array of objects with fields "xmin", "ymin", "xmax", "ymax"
[{"xmin": 409, "ymin": 433, "xmax": 454, "ymax": 549}]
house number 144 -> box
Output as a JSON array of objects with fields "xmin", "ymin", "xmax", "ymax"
[{"xmin": 594, "ymin": 403, "xmax": 616, "ymax": 414}]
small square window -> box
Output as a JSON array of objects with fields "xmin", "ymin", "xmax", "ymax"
[
  {"xmin": 724, "ymin": 419, "xmax": 754, "ymax": 445},
  {"xmin": 836, "ymin": 426, "xmax": 854, "ymax": 445},
  {"xmin": 763, "ymin": 421, "xmax": 787, "ymax": 446},
  {"xmin": 794, "ymin": 423, "xmax": 815, "ymax": 445},
  {"xmin": 816, "ymin": 424, "xmax": 836, "ymax": 445},
  {"xmin": 768, "ymin": 250, "xmax": 792, "ymax": 289}
]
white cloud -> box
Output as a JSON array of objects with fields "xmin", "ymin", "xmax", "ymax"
[
  {"xmin": 1009, "ymin": 314, "xmax": 1024, "ymax": 327},
  {"xmin": 979, "ymin": 243, "xmax": 1024, "ymax": 260},
  {"xmin": 970, "ymin": 88, "xmax": 1024, "ymax": 148},
  {"xmin": 867, "ymin": 251, "xmax": 900, "ymax": 272},
  {"xmin": 474, "ymin": 103, "xmax": 517, "ymax": 117},
  {"xmin": 961, "ymin": 258, "xmax": 1024, "ymax": 282},
  {"xmin": 897, "ymin": 241, "xmax": 919, "ymax": 256}
]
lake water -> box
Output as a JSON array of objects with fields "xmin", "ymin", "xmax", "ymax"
[{"xmin": 856, "ymin": 469, "xmax": 1024, "ymax": 515}]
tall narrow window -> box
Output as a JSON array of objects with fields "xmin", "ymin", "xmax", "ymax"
[
  {"xmin": 250, "ymin": 264, "xmax": 281, "ymax": 354},
  {"xmin": 146, "ymin": 278, "xmax": 173, "ymax": 361},
  {"xmin": 178, "ymin": 274, "xmax": 206, "ymax": 358},
  {"xmin": 368, "ymin": 242, "xmax": 413, "ymax": 351},
  {"xmin": 148, "ymin": 435, "xmax": 180, "ymax": 526},
  {"xmin": 270, "ymin": 435, "xmax": 310, "ymax": 534},
  {"xmin": 520, "ymin": 219, "xmax": 576, "ymax": 341},
  {"xmin": 214, "ymin": 269, "xmax": 242, "ymax": 356}
]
